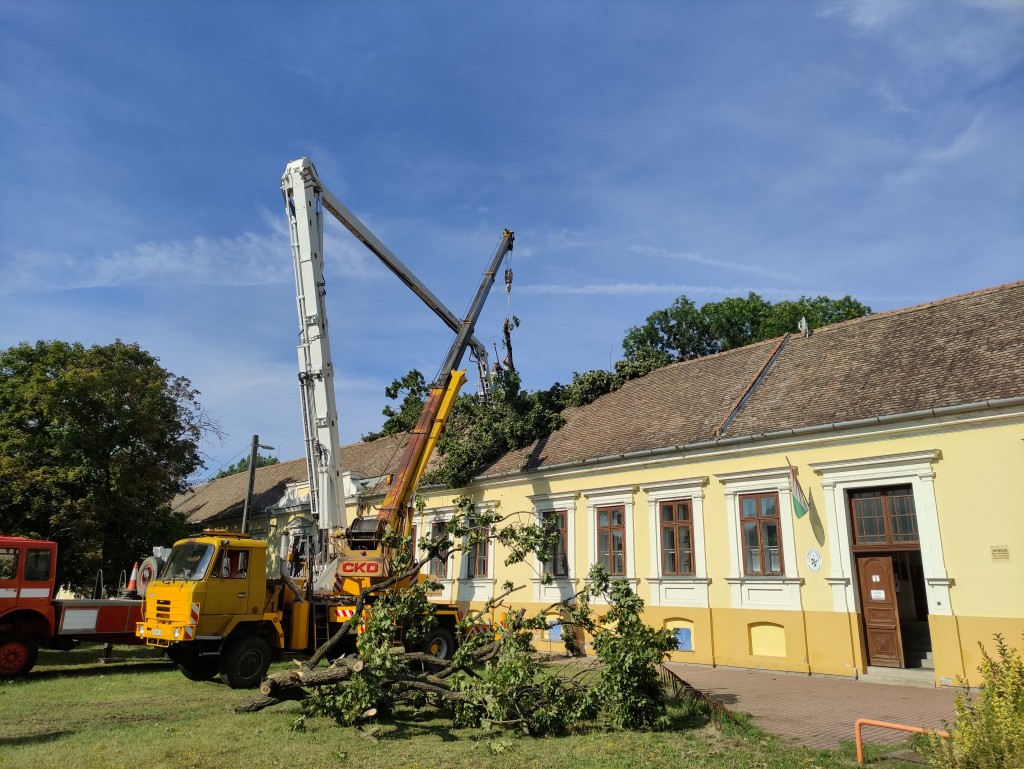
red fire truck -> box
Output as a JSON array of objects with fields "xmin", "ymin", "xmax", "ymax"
[{"xmin": 0, "ymin": 535, "xmax": 144, "ymax": 677}]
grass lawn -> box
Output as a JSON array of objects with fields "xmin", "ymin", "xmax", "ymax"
[{"xmin": 0, "ymin": 645, "xmax": 925, "ymax": 769}]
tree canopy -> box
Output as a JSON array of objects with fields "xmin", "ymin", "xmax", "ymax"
[
  {"xmin": 0, "ymin": 340, "xmax": 215, "ymax": 593},
  {"xmin": 623, "ymin": 292, "xmax": 871, "ymax": 364},
  {"xmin": 361, "ymin": 369, "xmax": 430, "ymax": 442},
  {"xmin": 211, "ymin": 453, "xmax": 279, "ymax": 481}
]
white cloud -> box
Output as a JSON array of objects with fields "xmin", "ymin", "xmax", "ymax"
[
  {"xmin": 818, "ymin": 0, "xmax": 918, "ymax": 30},
  {"xmin": 886, "ymin": 115, "xmax": 986, "ymax": 184},
  {"xmin": 1, "ymin": 223, "xmax": 376, "ymax": 296},
  {"xmin": 518, "ymin": 282, "xmax": 818, "ymax": 299},
  {"xmin": 876, "ymin": 80, "xmax": 915, "ymax": 113},
  {"xmin": 629, "ymin": 245, "xmax": 800, "ymax": 282}
]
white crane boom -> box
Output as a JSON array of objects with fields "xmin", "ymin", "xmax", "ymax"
[{"xmin": 280, "ymin": 157, "xmax": 497, "ymax": 534}]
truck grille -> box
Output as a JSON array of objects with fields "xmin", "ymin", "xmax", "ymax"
[{"xmin": 155, "ymin": 599, "xmax": 172, "ymax": 620}]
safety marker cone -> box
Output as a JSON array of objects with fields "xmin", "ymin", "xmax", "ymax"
[{"xmin": 126, "ymin": 563, "xmax": 139, "ymax": 593}]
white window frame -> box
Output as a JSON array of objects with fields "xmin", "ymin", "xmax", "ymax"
[
  {"xmin": 455, "ymin": 504, "xmax": 496, "ymax": 603},
  {"xmin": 529, "ymin": 491, "xmax": 579, "ymax": 602},
  {"xmin": 417, "ymin": 505, "xmax": 455, "ymax": 603},
  {"xmin": 809, "ymin": 450, "xmax": 951, "ymax": 616},
  {"xmin": 643, "ymin": 477, "xmax": 709, "ymax": 607},
  {"xmin": 715, "ymin": 466, "xmax": 803, "ymax": 611},
  {"xmin": 582, "ymin": 484, "xmax": 637, "ymax": 601}
]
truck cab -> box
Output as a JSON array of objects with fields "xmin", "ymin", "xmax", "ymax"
[
  {"xmin": 0, "ymin": 537, "xmax": 57, "ymax": 676},
  {"xmin": 137, "ymin": 531, "xmax": 287, "ymax": 687}
]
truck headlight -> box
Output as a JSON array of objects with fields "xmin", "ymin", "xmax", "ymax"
[{"xmin": 173, "ymin": 627, "xmax": 182, "ymax": 639}]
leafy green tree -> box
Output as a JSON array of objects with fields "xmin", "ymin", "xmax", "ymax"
[
  {"xmin": 426, "ymin": 372, "xmax": 565, "ymax": 488},
  {"xmin": 622, "ymin": 296, "xmax": 717, "ymax": 364},
  {"xmin": 623, "ymin": 292, "xmax": 871, "ymax": 364},
  {"xmin": 211, "ymin": 453, "xmax": 279, "ymax": 480},
  {"xmin": 570, "ymin": 565, "xmax": 677, "ymax": 730},
  {"xmin": 0, "ymin": 340, "xmax": 215, "ymax": 594},
  {"xmin": 361, "ymin": 369, "xmax": 430, "ymax": 441}
]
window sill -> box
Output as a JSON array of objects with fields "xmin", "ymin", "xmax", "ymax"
[
  {"xmin": 725, "ymin": 575, "xmax": 804, "ymax": 586},
  {"xmin": 530, "ymin": 576, "xmax": 579, "ymax": 586}
]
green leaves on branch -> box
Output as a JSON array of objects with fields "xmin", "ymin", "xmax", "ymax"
[
  {"xmin": 426, "ymin": 373, "xmax": 566, "ymax": 488},
  {"xmin": 283, "ymin": 501, "xmax": 679, "ymax": 737},
  {"xmin": 0, "ymin": 339, "xmax": 215, "ymax": 593},
  {"xmin": 922, "ymin": 633, "xmax": 1024, "ymax": 768},
  {"xmin": 361, "ymin": 369, "xmax": 429, "ymax": 441}
]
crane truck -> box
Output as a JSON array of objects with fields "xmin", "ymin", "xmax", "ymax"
[
  {"xmin": 135, "ymin": 158, "xmax": 514, "ymax": 687},
  {"xmin": 1, "ymin": 535, "xmax": 146, "ymax": 678}
]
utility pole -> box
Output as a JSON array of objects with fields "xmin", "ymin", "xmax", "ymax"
[{"xmin": 241, "ymin": 434, "xmax": 275, "ymax": 534}]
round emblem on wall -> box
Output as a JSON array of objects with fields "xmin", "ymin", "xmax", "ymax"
[{"xmin": 806, "ymin": 548, "xmax": 823, "ymax": 573}]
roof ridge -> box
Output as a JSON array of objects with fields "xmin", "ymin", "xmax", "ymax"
[{"xmin": 807, "ymin": 280, "xmax": 1024, "ymax": 336}]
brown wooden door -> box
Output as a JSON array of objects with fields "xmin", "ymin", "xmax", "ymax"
[{"xmin": 857, "ymin": 555, "xmax": 904, "ymax": 668}]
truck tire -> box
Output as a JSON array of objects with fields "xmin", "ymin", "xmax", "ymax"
[
  {"xmin": 421, "ymin": 626, "xmax": 456, "ymax": 660},
  {"xmin": 177, "ymin": 655, "xmax": 220, "ymax": 681},
  {"xmin": 219, "ymin": 635, "xmax": 271, "ymax": 689},
  {"xmin": 0, "ymin": 632, "xmax": 39, "ymax": 678},
  {"xmin": 137, "ymin": 555, "xmax": 165, "ymax": 598}
]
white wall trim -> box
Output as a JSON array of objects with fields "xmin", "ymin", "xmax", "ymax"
[
  {"xmin": 581, "ymin": 484, "xmax": 636, "ymax": 603},
  {"xmin": 714, "ymin": 466, "xmax": 801, "ymax": 610},
  {"xmin": 640, "ymin": 476, "xmax": 709, "ymax": 606},
  {"xmin": 809, "ymin": 450, "xmax": 950, "ymax": 616},
  {"xmin": 416, "ymin": 505, "xmax": 455, "ymax": 603},
  {"xmin": 530, "ymin": 491, "xmax": 579, "ymax": 602}
]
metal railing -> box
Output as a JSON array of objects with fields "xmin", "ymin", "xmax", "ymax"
[{"xmin": 854, "ymin": 718, "xmax": 950, "ymax": 764}]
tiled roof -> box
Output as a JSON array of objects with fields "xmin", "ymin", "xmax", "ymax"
[
  {"xmin": 174, "ymin": 457, "xmax": 308, "ymax": 525},
  {"xmin": 724, "ymin": 281, "xmax": 1024, "ymax": 436},
  {"xmin": 175, "ymin": 433, "xmax": 437, "ymax": 525},
  {"xmin": 482, "ymin": 281, "xmax": 1024, "ymax": 477},
  {"xmin": 483, "ymin": 339, "xmax": 782, "ymax": 475}
]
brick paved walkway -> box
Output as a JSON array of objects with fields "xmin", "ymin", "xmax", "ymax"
[{"xmin": 664, "ymin": 663, "xmax": 958, "ymax": 750}]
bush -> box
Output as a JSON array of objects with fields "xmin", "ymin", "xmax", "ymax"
[{"xmin": 923, "ymin": 633, "xmax": 1024, "ymax": 769}]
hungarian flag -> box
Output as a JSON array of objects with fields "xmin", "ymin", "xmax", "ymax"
[{"xmin": 787, "ymin": 459, "xmax": 809, "ymax": 519}]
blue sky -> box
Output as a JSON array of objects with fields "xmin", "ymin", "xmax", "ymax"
[{"xmin": 1, "ymin": 1, "xmax": 1021, "ymax": 480}]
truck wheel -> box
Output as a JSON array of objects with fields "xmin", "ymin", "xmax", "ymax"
[
  {"xmin": 0, "ymin": 633, "xmax": 39, "ymax": 678},
  {"xmin": 178, "ymin": 656, "xmax": 220, "ymax": 681},
  {"xmin": 421, "ymin": 627, "xmax": 456, "ymax": 660},
  {"xmin": 219, "ymin": 636, "xmax": 271, "ymax": 689}
]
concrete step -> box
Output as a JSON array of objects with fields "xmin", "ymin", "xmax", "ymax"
[{"xmin": 860, "ymin": 666, "xmax": 937, "ymax": 688}]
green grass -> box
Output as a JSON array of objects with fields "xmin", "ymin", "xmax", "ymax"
[{"xmin": 0, "ymin": 646, "xmax": 926, "ymax": 769}]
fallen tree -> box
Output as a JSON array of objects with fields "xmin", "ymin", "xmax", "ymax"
[{"xmin": 235, "ymin": 496, "xmax": 679, "ymax": 736}]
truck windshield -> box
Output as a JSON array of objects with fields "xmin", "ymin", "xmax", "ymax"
[{"xmin": 160, "ymin": 543, "xmax": 215, "ymax": 581}]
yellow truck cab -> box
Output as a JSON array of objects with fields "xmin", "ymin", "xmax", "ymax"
[{"xmin": 136, "ymin": 531, "xmax": 295, "ymax": 688}]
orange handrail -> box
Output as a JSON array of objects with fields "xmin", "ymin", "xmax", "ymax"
[{"xmin": 855, "ymin": 718, "xmax": 950, "ymax": 764}]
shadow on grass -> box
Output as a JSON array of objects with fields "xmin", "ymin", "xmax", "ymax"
[
  {"xmin": 0, "ymin": 730, "xmax": 73, "ymax": 747},
  {"xmin": 26, "ymin": 660, "xmax": 175, "ymax": 681}
]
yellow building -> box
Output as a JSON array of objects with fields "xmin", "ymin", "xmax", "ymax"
[
  {"xmin": 406, "ymin": 282, "xmax": 1023, "ymax": 687},
  {"xmin": 179, "ymin": 282, "xmax": 1023, "ymax": 686}
]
